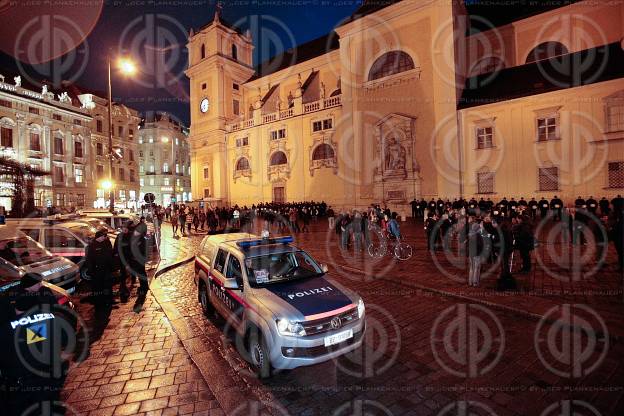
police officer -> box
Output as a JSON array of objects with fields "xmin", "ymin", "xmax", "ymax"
[
  {"xmin": 410, "ymin": 198, "xmax": 418, "ymax": 219},
  {"xmin": 586, "ymin": 196, "xmax": 598, "ymax": 215},
  {"xmin": 0, "ymin": 273, "xmax": 69, "ymax": 415},
  {"xmin": 612, "ymin": 194, "xmax": 624, "ymax": 218},
  {"xmin": 114, "ymin": 220, "xmax": 134, "ymax": 302},
  {"xmin": 86, "ymin": 228, "xmax": 114, "ymax": 307},
  {"xmin": 574, "ymin": 196, "xmax": 586, "ymax": 209},
  {"xmin": 599, "ymin": 197, "xmax": 610, "ymax": 217},
  {"xmin": 428, "ymin": 198, "xmax": 436, "ymax": 217},
  {"xmin": 518, "ymin": 197, "xmax": 528, "ymax": 214},
  {"xmin": 528, "ymin": 197, "xmax": 538, "ymax": 219},
  {"xmin": 509, "ymin": 198, "xmax": 518, "ymax": 217},
  {"xmin": 131, "ymin": 221, "xmax": 149, "ymax": 298},
  {"xmin": 550, "ymin": 195, "xmax": 564, "ymax": 221},
  {"xmin": 539, "ymin": 197, "xmax": 550, "ymax": 218}
]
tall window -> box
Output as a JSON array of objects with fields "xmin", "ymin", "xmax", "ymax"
[
  {"xmin": 96, "ymin": 165, "xmax": 104, "ymax": 178},
  {"xmin": 96, "ymin": 142, "xmax": 103, "ymax": 155},
  {"xmin": 54, "ymin": 136, "xmax": 64, "ymax": 155},
  {"xmin": 175, "ymin": 163, "xmax": 179, "ymax": 174},
  {"xmin": 538, "ymin": 167, "xmax": 559, "ymax": 191},
  {"xmin": 74, "ymin": 141, "xmax": 83, "ymax": 158},
  {"xmin": 537, "ymin": 116, "xmax": 558, "ymax": 141},
  {"xmin": 163, "ymin": 162, "xmax": 169, "ymax": 173},
  {"xmin": 119, "ymin": 168, "xmax": 125, "ymax": 181},
  {"xmin": 203, "ymin": 167, "xmax": 210, "ymax": 179},
  {"xmin": 149, "ymin": 164, "xmax": 155, "ymax": 173},
  {"xmin": 129, "ymin": 128, "xmax": 134, "ymax": 139},
  {"xmin": 150, "ymin": 177, "xmax": 155, "ymax": 186},
  {"xmin": 236, "ymin": 157, "xmax": 250, "ymax": 171},
  {"xmin": 129, "ymin": 149, "xmax": 134, "ymax": 161},
  {"xmin": 200, "ymin": 44, "xmax": 206, "ymax": 59},
  {"xmin": 75, "ymin": 167, "xmax": 84, "ymax": 183},
  {"xmin": 476, "ymin": 171, "xmax": 495, "ymax": 194},
  {"xmin": 526, "ymin": 41, "xmax": 568, "ymax": 64},
  {"xmin": 476, "ymin": 126, "xmax": 494, "ymax": 149},
  {"xmin": 608, "ymin": 162, "xmax": 624, "ymax": 188},
  {"xmin": 130, "ymin": 170, "xmax": 135, "ymax": 182},
  {"xmin": 29, "ymin": 132, "xmax": 40, "ymax": 151},
  {"xmin": 118, "ymin": 125, "xmax": 123, "ymax": 137},
  {"xmin": 164, "ymin": 177, "xmax": 170, "ymax": 186},
  {"xmin": 368, "ymin": 51, "xmax": 415, "ymax": 81},
  {"xmin": 233, "ymin": 99, "xmax": 240, "ymax": 116},
  {"xmin": 1, "ymin": 126, "xmax": 13, "ymax": 147},
  {"xmin": 231, "ymin": 44, "xmax": 238, "ymax": 61},
  {"xmin": 140, "ymin": 178, "xmax": 145, "ymax": 186},
  {"xmin": 96, "ymin": 119, "xmax": 103, "ymax": 132},
  {"xmin": 270, "ymin": 151, "xmax": 287, "ymax": 166},
  {"xmin": 606, "ymin": 102, "xmax": 624, "ymax": 132},
  {"xmin": 54, "ymin": 166, "xmax": 64, "ymax": 183},
  {"xmin": 139, "ymin": 165, "xmax": 145, "ymax": 174},
  {"xmin": 312, "ymin": 144, "xmax": 335, "ymax": 160}
]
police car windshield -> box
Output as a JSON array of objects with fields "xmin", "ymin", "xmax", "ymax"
[
  {"xmin": 245, "ymin": 250, "xmax": 323, "ymax": 286},
  {"xmin": 0, "ymin": 238, "xmax": 53, "ymax": 266}
]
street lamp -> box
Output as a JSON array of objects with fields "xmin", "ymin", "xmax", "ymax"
[{"xmin": 107, "ymin": 53, "xmax": 137, "ymax": 212}]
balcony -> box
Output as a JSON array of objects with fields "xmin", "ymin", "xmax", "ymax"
[{"xmin": 226, "ymin": 94, "xmax": 341, "ymax": 132}]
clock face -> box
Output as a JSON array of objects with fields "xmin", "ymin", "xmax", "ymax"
[{"xmin": 200, "ymin": 98, "xmax": 210, "ymax": 113}]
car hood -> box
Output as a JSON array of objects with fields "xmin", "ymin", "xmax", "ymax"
[{"xmin": 254, "ymin": 275, "xmax": 357, "ymax": 321}]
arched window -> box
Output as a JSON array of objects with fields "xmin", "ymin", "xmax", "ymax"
[
  {"xmin": 525, "ymin": 42, "xmax": 568, "ymax": 64},
  {"xmin": 270, "ymin": 151, "xmax": 287, "ymax": 166},
  {"xmin": 469, "ymin": 56, "xmax": 505, "ymax": 76},
  {"xmin": 368, "ymin": 51, "xmax": 415, "ymax": 81},
  {"xmin": 312, "ymin": 143, "xmax": 335, "ymax": 161},
  {"xmin": 231, "ymin": 44, "xmax": 238, "ymax": 61},
  {"xmin": 236, "ymin": 157, "xmax": 250, "ymax": 171},
  {"xmin": 200, "ymin": 44, "xmax": 206, "ymax": 59}
]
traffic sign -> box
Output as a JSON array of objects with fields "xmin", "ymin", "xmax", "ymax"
[{"xmin": 144, "ymin": 193, "xmax": 156, "ymax": 204}]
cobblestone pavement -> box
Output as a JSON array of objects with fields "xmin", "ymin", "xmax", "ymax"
[
  {"xmin": 149, "ymin": 218, "xmax": 624, "ymax": 416},
  {"xmin": 61, "ymin": 228, "xmax": 223, "ymax": 416}
]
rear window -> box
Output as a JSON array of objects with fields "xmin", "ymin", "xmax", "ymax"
[{"xmin": 0, "ymin": 238, "xmax": 53, "ymax": 266}]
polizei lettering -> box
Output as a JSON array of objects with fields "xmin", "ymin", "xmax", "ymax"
[
  {"xmin": 10, "ymin": 313, "xmax": 55, "ymax": 329},
  {"xmin": 287, "ymin": 286, "xmax": 333, "ymax": 300}
]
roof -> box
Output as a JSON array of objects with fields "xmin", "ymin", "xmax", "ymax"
[
  {"xmin": 253, "ymin": 33, "xmax": 340, "ymax": 79},
  {"xmin": 197, "ymin": 13, "xmax": 244, "ymax": 35},
  {"xmin": 458, "ymin": 42, "xmax": 624, "ymax": 109},
  {"xmin": 341, "ymin": 0, "xmax": 584, "ymax": 31}
]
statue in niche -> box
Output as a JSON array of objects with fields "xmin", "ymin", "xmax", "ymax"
[
  {"xmin": 384, "ymin": 136, "xmax": 406, "ymax": 171},
  {"xmin": 14, "ymin": 76, "xmax": 21, "ymax": 87}
]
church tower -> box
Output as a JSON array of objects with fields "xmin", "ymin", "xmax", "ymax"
[{"xmin": 186, "ymin": 9, "xmax": 254, "ymax": 205}]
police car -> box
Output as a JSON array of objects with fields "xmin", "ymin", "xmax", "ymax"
[
  {"xmin": 194, "ymin": 233, "xmax": 366, "ymax": 377},
  {"xmin": 0, "ymin": 226, "xmax": 80, "ymax": 293}
]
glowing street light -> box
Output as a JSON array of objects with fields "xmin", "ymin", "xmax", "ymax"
[
  {"xmin": 106, "ymin": 52, "xmax": 137, "ymax": 212},
  {"xmin": 100, "ymin": 179, "xmax": 113, "ymax": 191}
]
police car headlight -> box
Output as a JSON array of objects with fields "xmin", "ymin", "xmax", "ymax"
[
  {"xmin": 357, "ymin": 299, "xmax": 365, "ymax": 319},
  {"xmin": 276, "ymin": 319, "xmax": 306, "ymax": 336}
]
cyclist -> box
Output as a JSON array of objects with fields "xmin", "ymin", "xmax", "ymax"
[{"xmin": 387, "ymin": 212, "xmax": 402, "ymax": 240}]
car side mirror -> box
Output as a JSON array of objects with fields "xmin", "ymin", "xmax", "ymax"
[
  {"xmin": 321, "ymin": 264, "xmax": 329, "ymax": 273},
  {"xmin": 223, "ymin": 278, "xmax": 240, "ymax": 290}
]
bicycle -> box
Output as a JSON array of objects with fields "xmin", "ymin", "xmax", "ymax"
[{"xmin": 367, "ymin": 232, "xmax": 413, "ymax": 261}]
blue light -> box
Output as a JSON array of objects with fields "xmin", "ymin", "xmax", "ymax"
[{"xmin": 237, "ymin": 236, "xmax": 294, "ymax": 248}]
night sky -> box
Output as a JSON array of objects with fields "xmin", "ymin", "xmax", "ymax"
[{"xmin": 0, "ymin": 0, "xmax": 363, "ymax": 125}]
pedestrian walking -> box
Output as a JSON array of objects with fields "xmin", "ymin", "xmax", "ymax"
[
  {"xmin": 114, "ymin": 221, "xmax": 134, "ymax": 302},
  {"xmin": 466, "ymin": 221, "xmax": 485, "ymax": 287},
  {"xmin": 171, "ymin": 214, "xmax": 179, "ymax": 236},
  {"xmin": 179, "ymin": 209, "xmax": 187, "ymax": 236},
  {"xmin": 131, "ymin": 222, "xmax": 149, "ymax": 299}
]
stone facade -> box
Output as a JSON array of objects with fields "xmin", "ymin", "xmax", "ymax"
[{"xmin": 186, "ymin": 0, "xmax": 624, "ymax": 210}]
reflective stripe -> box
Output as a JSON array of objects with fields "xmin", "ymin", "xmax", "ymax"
[{"xmin": 304, "ymin": 304, "xmax": 355, "ymax": 321}]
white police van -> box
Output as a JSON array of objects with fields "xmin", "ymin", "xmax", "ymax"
[{"xmin": 194, "ymin": 233, "xmax": 366, "ymax": 378}]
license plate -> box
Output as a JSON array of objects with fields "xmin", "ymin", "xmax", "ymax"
[{"xmin": 324, "ymin": 329, "xmax": 353, "ymax": 347}]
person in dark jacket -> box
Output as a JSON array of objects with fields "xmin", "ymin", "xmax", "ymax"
[
  {"xmin": 513, "ymin": 216, "xmax": 534, "ymax": 273},
  {"xmin": 86, "ymin": 228, "xmax": 114, "ymax": 307},
  {"xmin": 611, "ymin": 215, "xmax": 624, "ymax": 271},
  {"xmin": 131, "ymin": 222, "xmax": 149, "ymax": 297},
  {"xmin": 114, "ymin": 221, "xmax": 134, "ymax": 302}
]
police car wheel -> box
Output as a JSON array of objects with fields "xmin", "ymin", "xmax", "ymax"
[
  {"xmin": 199, "ymin": 283, "xmax": 214, "ymax": 316},
  {"xmin": 248, "ymin": 331, "xmax": 271, "ymax": 378}
]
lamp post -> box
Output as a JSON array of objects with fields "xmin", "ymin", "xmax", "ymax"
[{"xmin": 106, "ymin": 53, "xmax": 136, "ymax": 212}]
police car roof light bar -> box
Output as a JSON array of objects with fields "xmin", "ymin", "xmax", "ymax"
[{"xmin": 237, "ymin": 236, "xmax": 294, "ymax": 248}]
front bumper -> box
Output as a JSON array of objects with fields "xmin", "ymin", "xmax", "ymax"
[{"xmin": 268, "ymin": 318, "xmax": 366, "ymax": 370}]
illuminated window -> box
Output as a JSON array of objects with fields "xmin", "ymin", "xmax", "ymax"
[
  {"xmin": 312, "ymin": 144, "xmax": 334, "ymax": 160},
  {"xmin": 368, "ymin": 51, "xmax": 415, "ymax": 81}
]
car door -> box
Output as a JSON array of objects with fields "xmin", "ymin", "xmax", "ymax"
[
  {"xmin": 43, "ymin": 229, "xmax": 86, "ymax": 264},
  {"xmin": 208, "ymin": 248, "xmax": 233, "ymax": 319},
  {"xmin": 223, "ymin": 254, "xmax": 245, "ymax": 331}
]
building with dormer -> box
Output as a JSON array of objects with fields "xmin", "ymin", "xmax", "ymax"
[{"xmin": 186, "ymin": 1, "xmax": 624, "ymax": 210}]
